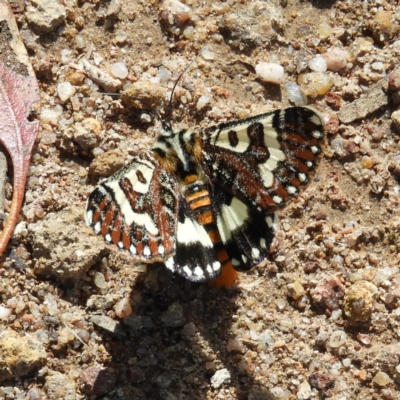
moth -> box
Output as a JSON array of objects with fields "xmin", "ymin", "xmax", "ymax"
[{"xmin": 85, "ymin": 106, "xmax": 324, "ymax": 286}]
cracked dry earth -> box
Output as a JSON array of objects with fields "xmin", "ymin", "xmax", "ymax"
[{"xmin": 1, "ymin": 0, "xmax": 400, "ymax": 399}]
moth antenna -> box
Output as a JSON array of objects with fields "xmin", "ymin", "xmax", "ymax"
[{"xmin": 165, "ymin": 47, "xmax": 207, "ymax": 128}]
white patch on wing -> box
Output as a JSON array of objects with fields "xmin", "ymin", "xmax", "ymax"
[
  {"xmin": 193, "ymin": 266, "xmax": 204, "ymax": 277},
  {"xmin": 143, "ymin": 246, "xmax": 151, "ymax": 257},
  {"xmin": 252, "ymin": 248, "xmax": 260, "ymax": 258},
  {"xmin": 176, "ymin": 217, "xmax": 213, "ymax": 247},
  {"xmin": 310, "ymin": 113, "xmax": 323, "ymax": 126},
  {"xmin": 212, "ymin": 261, "xmax": 221, "ymax": 271},
  {"xmin": 124, "ymin": 163, "xmax": 154, "ymax": 194},
  {"xmin": 273, "ymin": 195, "xmax": 283, "ymax": 204},
  {"xmin": 310, "ymin": 145, "xmax": 319, "ymax": 154},
  {"xmin": 183, "ymin": 265, "xmax": 192, "ymax": 276},
  {"xmin": 258, "ymin": 164, "xmax": 274, "ymax": 187},
  {"xmin": 130, "ymin": 245, "xmax": 137, "ymax": 255},
  {"xmin": 214, "ymin": 127, "xmax": 250, "ymax": 153},
  {"xmin": 94, "ymin": 222, "xmax": 101, "ymax": 234},
  {"xmin": 312, "ymin": 130, "xmax": 323, "ymax": 139},
  {"xmin": 268, "ymin": 147, "xmax": 285, "ymax": 162},
  {"xmin": 85, "ymin": 209, "xmax": 93, "ymax": 225},
  {"xmin": 158, "ymin": 244, "xmax": 165, "ymax": 256},
  {"xmin": 105, "ymin": 233, "xmax": 111, "ymax": 242},
  {"xmin": 105, "ymin": 175, "xmax": 159, "ymax": 236},
  {"xmin": 217, "ymin": 197, "xmax": 249, "ymax": 243},
  {"xmin": 266, "ymin": 212, "xmax": 280, "ymax": 231},
  {"xmin": 260, "ymin": 238, "xmax": 267, "ymax": 249},
  {"xmin": 231, "ymin": 258, "xmax": 240, "ymax": 267},
  {"xmin": 287, "ymin": 185, "xmax": 297, "ymax": 195},
  {"xmin": 298, "ymin": 173, "xmax": 307, "ymax": 182},
  {"xmin": 165, "ymin": 257, "xmax": 175, "ymax": 271}
]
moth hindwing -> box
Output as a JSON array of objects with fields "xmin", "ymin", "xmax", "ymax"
[{"xmin": 85, "ymin": 106, "xmax": 324, "ymax": 285}]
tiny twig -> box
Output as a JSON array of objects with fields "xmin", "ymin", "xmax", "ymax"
[{"xmin": 62, "ymin": 322, "xmax": 88, "ymax": 348}]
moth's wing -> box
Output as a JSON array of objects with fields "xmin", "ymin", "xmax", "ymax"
[
  {"xmin": 201, "ymin": 107, "xmax": 325, "ymax": 212},
  {"xmin": 85, "ymin": 152, "xmax": 178, "ymax": 262},
  {"xmin": 163, "ymin": 196, "xmax": 222, "ymax": 283},
  {"xmin": 213, "ymin": 188, "xmax": 278, "ymax": 272}
]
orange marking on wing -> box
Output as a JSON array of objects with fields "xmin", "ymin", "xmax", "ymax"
[
  {"xmin": 136, "ymin": 241, "xmax": 143, "ymax": 256},
  {"xmin": 209, "ymin": 261, "xmax": 238, "ymax": 288},
  {"xmin": 92, "ymin": 209, "xmax": 101, "ymax": 223},
  {"xmin": 292, "ymin": 147, "xmax": 316, "ymax": 161},
  {"xmin": 111, "ymin": 217, "xmax": 122, "ymax": 244},
  {"xmin": 290, "ymin": 158, "xmax": 310, "ymax": 173},
  {"xmin": 290, "ymin": 177, "xmax": 301, "ymax": 187},
  {"xmin": 149, "ymin": 239, "xmax": 158, "ymax": 256},
  {"xmin": 101, "ymin": 208, "xmax": 114, "ymax": 235},
  {"xmin": 275, "ymin": 184, "xmax": 289, "ymax": 200},
  {"xmin": 98, "ymin": 198, "xmax": 108, "ymax": 211},
  {"xmin": 122, "ymin": 229, "xmax": 131, "ymax": 249}
]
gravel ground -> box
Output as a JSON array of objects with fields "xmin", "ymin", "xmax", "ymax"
[{"xmin": 1, "ymin": 0, "xmax": 400, "ymax": 399}]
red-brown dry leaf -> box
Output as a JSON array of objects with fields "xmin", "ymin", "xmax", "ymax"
[{"xmin": 0, "ymin": 62, "xmax": 39, "ymax": 254}]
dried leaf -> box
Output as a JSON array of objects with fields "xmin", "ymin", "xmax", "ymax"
[{"xmin": 0, "ymin": 0, "xmax": 40, "ymax": 254}]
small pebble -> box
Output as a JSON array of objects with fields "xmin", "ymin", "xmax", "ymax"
[
  {"xmin": 196, "ymin": 95, "xmax": 212, "ymax": 110},
  {"xmin": 88, "ymin": 149, "xmax": 126, "ymax": 177},
  {"xmin": 226, "ymin": 338, "xmax": 245, "ymax": 353},
  {"xmin": 201, "ymin": 47, "xmax": 215, "ymax": 61},
  {"xmin": 0, "ymin": 306, "xmax": 12, "ymax": 319},
  {"xmin": 372, "ymin": 11, "xmax": 395, "ymax": 42},
  {"xmin": 371, "ymin": 61, "xmax": 384, "ymax": 72},
  {"xmin": 210, "ymin": 368, "xmax": 231, "ymax": 389},
  {"xmin": 372, "ymin": 371, "xmax": 392, "ymax": 387},
  {"xmin": 357, "ymin": 333, "xmax": 371, "ymax": 346},
  {"xmin": 67, "ymin": 71, "xmax": 85, "ymax": 85},
  {"xmin": 182, "ymin": 322, "xmax": 196, "ymax": 336},
  {"xmin": 309, "ymin": 56, "xmax": 327, "ymax": 72},
  {"xmin": 94, "ymin": 272, "xmax": 107, "ymax": 289},
  {"xmin": 297, "ymin": 380, "xmax": 311, "ymax": 400},
  {"xmin": 309, "ymin": 373, "xmax": 335, "ymax": 390},
  {"xmin": 40, "ymin": 106, "xmax": 63, "ymax": 125},
  {"xmin": 391, "ymin": 110, "xmax": 400, "ymax": 133},
  {"xmin": 298, "ymin": 72, "xmax": 334, "ymax": 97},
  {"xmin": 255, "ymin": 62, "xmax": 284, "ymax": 84},
  {"xmin": 389, "ymin": 69, "xmax": 400, "ymax": 91},
  {"xmin": 60, "ymin": 49, "xmax": 73, "ymax": 65},
  {"xmin": 287, "ymin": 280, "xmax": 305, "ymax": 300},
  {"xmin": 114, "ymin": 298, "xmax": 133, "ymax": 318},
  {"xmin": 310, "ymin": 275, "xmax": 345, "ymax": 310},
  {"xmin": 373, "ymin": 267, "xmax": 392, "ymax": 287},
  {"xmin": 40, "ymin": 131, "xmax": 57, "ymax": 145},
  {"xmin": 322, "ymin": 47, "xmax": 348, "ymax": 72},
  {"xmin": 158, "ymin": 66, "xmax": 172, "ymax": 83},
  {"xmin": 318, "ymin": 22, "xmax": 333, "ymax": 39},
  {"xmin": 284, "ymin": 82, "xmax": 307, "ymax": 106},
  {"xmin": 161, "ymin": 302, "xmax": 186, "ymax": 327},
  {"xmin": 80, "ymin": 366, "xmax": 116, "ymax": 396},
  {"xmin": 45, "ymin": 372, "xmax": 77, "ymax": 400},
  {"xmin": 327, "ymin": 330, "xmax": 347, "ymax": 349},
  {"xmin": 110, "ymin": 62, "xmax": 129, "ymax": 79},
  {"xmin": 343, "ymin": 280, "xmax": 378, "ymax": 322},
  {"xmin": 57, "ymin": 82, "xmax": 76, "ymax": 102}
]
